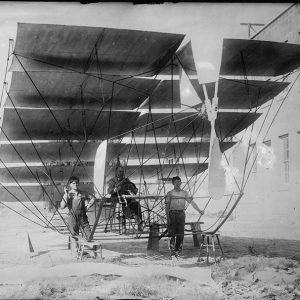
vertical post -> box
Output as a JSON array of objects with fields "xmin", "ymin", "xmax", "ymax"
[
  {"xmin": 240, "ymin": 23, "xmax": 265, "ymax": 38},
  {"xmin": 190, "ymin": 222, "xmax": 200, "ymax": 247},
  {"xmin": 88, "ymin": 198, "xmax": 105, "ymax": 241},
  {"xmin": 68, "ymin": 235, "xmax": 71, "ymax": 250},
  {"xmin": 147, "ymin": 223, "xmax": 159, "ymax": 252}
]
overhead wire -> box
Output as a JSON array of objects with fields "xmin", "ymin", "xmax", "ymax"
[
  {"xmin": 4, "ymin": 88, "xmax": 74, "ymax": 234},
  {"xmin": 0, "ymin": 125, "xmax": 66, "ymax": 231},
  {"xmin": 0, "ymin": 200, "xmax": 45, "ymax": 228},
  {"xmin": 0, "ymin": 180, "xmax": 58, "ymax": 231},
  {"xmin": 0, "ymin": 41, "xmax": 61, "ymax": 230}
]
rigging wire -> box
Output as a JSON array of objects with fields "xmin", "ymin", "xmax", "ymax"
[
  {"xmin": 2, "ymin": 92, "xmax": 212, "ymax": 234},
  {"xmin": 4, "ymin": 89, "xmax": 74, "ymax": 233},
  {"xmin": 202, "ymin": 192, "xmax": 235, "ymax": 232},
  {"xmin": 0, "ymin": 180, "xmax": 58, "ymax": 231},
  {"xmin": 173, "ymin": 51, "xmax": 249, "ymax": 221},
  {"xmin": 0, "ymin": 41, "xmax": 60, "ymax": 231},
  {"xmin": 0, "ymin": 127, "xmax": 65, "ymax": 229},
  {"xmin": 170, "ymin": 57, "xmax": 193, "ymax": 195},
  {"xmin": 0, "ymin": 200, "xmax": 45, "ymax": 228},
  {"xmin": 8, "ymin": 43, "xmax": 195, "ymax": 205},
  {"xmin": 13, "ymin": 52, "xmax": 184, "ymax": 108},
  {"xmin": 7, "ymin": 54, "xmax": 114, "ymax": 238},
  {"xmin": 4, "ymin": 35, "xmax": 298, "ymax": 238},
  {"xmin": 0, "ymin": 40, "xmax": 13, "ymax": 107},
  {"xmin": 154, "ymin": 113, "xmax": 205, "ymax": 197},
  {"xmin": 12, "ymin": 54, "xmax": 103, "ymax": 198}
]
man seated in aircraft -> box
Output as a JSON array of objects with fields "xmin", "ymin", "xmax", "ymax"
[
  {"xmin": 60, "ymin": 176, "xmax": 96, "ymax": 240},
  {"xmin": 107, "ymin": 166, "xmax": 143, "ymax": 232}
]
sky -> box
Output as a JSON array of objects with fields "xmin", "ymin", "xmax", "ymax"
[{"xmin": 0, "ymin": 1, "xmax": 290, "ymax": 87}]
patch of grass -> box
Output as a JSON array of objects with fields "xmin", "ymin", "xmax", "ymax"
[
  {"xmin": 263, "ymin": 257, "xmax": 299, "ymax": 270},
  {"xmin": 212, "ymin": 256, "xmax": 300, "ymax": 284},
  {"xmin": 109, "ymin": 274, "xmax": 221, "ymax": 300},
  {"xmin": 11, "ymin": 274, "xmax": 112, "ymax": 299},
  {"xmin": 12, "ymin": 280, "xmax": 67, "ymax": 299},
  {"xmin": 293, "ymin": 277, "xmax": 300, "ymax": 290},
  {"xmin": 110, "ymin": 281, "xmax": 157, "ymax": 298},
  {"xmin": 10, "ymin": 271, "xmax": 222, "ymax": 300},
  {"xmin": 39, "ymin": 282, "xmax": 66, "ymax": 297},
  {"xmin": 212, "ymin": 256, "xmax": 263, "ymax": 282}
]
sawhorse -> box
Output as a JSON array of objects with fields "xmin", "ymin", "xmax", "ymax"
[
  {"xmin": 76, "ymin": 237, "xmax": 103, "ymax": 261},
  {"xmin": 197, "ymin": 232, "xmax": 224, "ymax": 264}
]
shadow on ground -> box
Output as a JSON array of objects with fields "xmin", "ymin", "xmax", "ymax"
[{"xmin": 101, "ymin": 234, "xmax": 300, "ymax": 262}]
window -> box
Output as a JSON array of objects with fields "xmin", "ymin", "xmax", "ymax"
[
  {"xmin": 249, "ymin": 143, "xmax": 257, "ymax": 173},
  {"xmin": 279, "ymin": 134, "xmax": 289, "ymax": 183},
  {"xmin": 262, "ymin": 140, "xmax": 272, "ymax": 169}
]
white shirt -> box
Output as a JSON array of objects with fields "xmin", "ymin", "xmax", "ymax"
[{"xmin": 166, "ymin": 189, "xmax": 189, "ymax": 211}]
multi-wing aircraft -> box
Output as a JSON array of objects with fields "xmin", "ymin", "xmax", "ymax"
[{"xmin": 0, "ymin": 23, "xmax": 299, "ymax": 241}]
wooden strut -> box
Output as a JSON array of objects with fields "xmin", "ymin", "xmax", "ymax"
[{"xmin": 88, "ymin": 198, "xmax": 105, "ymax": 241}]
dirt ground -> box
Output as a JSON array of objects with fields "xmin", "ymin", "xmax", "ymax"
[{"xmin": 0, "ymin": 203, "xmax": 300, "ymax": 300}]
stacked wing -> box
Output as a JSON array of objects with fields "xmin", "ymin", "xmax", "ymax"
[
  {"xmin": 0, "ymin": 23, "xmax": 183, "ymax": 200},
  {"xmin": 1, "ymin": 24, "xmax": 299, "ymax": 203}
]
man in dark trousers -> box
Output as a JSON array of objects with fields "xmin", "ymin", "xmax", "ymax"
[
  {"xmin": 107, "ymin": 166, "xmax": 143, "ymax": 232},
  {"xmin": 165, "ymin": 176, "xmax": 204, "ymax": 259},
  {"xmin": 60, "ymin": 176, "xmax": 96, "ymax": 240}
]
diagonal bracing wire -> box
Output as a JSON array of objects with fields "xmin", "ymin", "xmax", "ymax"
[
  {"xmin": 0, "ymin": 200, "xmax": 45, "ymax": 228},
  {"xmin": 0, "ymin": 41, "xmax": 60, "ymax": 231},
  {"xmin": 0, "ymin": 127, "xmax": 64, "ymax": 231},
  {"xmin": 0, "ymin": 180, "xmax": 58, "ymax": 231},
  {"xmin": 4, "ymin": 89, "xmax": 75, "ymax": 234}
]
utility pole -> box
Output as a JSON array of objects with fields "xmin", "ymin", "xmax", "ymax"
[{"xmin": 240, "ymin": 23, "xmax": 265, "ymax": 38}]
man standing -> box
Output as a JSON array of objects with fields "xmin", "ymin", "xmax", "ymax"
[
  {"xmin": 165, "ymin": 176, "xmax": 204, "ymax": 259},
  {"xmin": 60, "ymin": 176, "xmax": 96, "ymax": 241}
]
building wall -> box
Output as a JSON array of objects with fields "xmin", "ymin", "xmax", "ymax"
[
  {"xmin": 253, "ymin": 3, "xmax": 300, "ymax": 44},
  {"xmin": 222, "ymin": 3, "xmax": 300, "ymax": 240}
]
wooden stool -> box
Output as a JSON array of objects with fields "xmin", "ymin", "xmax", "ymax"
[
  {"xmin": 197, "ymin": 232, "xmax": 224, "ymax": 264},
  {"xmin": 77, "ymin": 238, "xmax": 103, "ymax": 261}
]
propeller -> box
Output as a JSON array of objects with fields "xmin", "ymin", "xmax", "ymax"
[
  {"xmin": 202, "ymin": 82, "xmax": 226, "ymax": 200},
  {"xmin": 93, "ymin": 139, "xmax": 108, "ymax": 198},
  {"xmin": 178, "ymin": 47, "xmax": 225, "ymax": 200}
]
